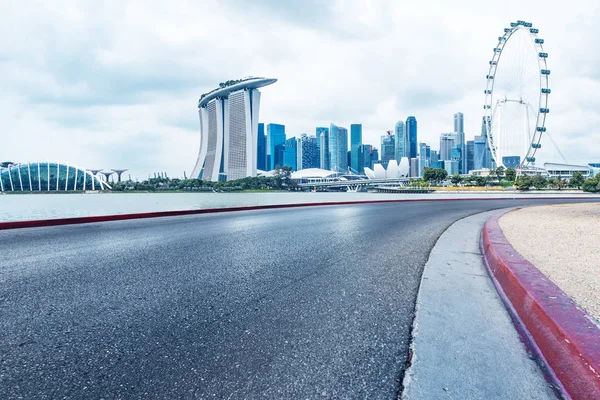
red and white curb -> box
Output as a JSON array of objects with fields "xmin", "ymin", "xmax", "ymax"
[{"xmin": 481, "ymin": 210, "xmax": 600, "ymax": 400}]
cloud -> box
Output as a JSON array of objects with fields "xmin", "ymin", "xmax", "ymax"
[{"xmin": 0, "ymin": 0, "xmax": 599, "ymax": 179}]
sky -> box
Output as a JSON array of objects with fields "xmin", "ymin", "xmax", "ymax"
[{"xmin": 1, "ymin": 0, "xmax": 599, "ymax": 180}]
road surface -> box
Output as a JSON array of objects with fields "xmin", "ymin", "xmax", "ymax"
[{"xmin": 0, "ymin": 199, "xmax": 596, "ymax": 398}]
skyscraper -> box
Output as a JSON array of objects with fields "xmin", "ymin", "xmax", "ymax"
[
  {"xmin": 257, "ymin": 123, "xmax": 266, "ymax": 171},
  {"xmin": 283, "ymin": 137, "xmax": 297, "ymax": 171},
  {"xmin": 419, "ymin": 142, "xmax": 430, "ymax": 177},
  {"xmin": 454, "ymin": 112, "xmax": 465, "ymax": 174},
  {"xmin": 192, "ymin": 77, "xmax": 277, "ymax": 181},
  {"xmin": 466, "ymin": 140, "xmax": 474, "ymax": 174},
  {"xmin": 300, "ymin": 133, "xmax": 319, "ymax": 170},
  {"xmin": 474, "ymin": 135, "xmax": 487, "ymax": 171},
  {"xmin": 439, "ymin": 133, "xmax": 457, "ymax": 161},
  {"xmin": 481, "ymin": 116, "xmax": 494, "ymax": 169},
  {"xmin": 267, "ymin": 123, "xmax": 286, "ymax": 169},
  {"xmin": 406, "ymin": 116, "xmax": 418, "ymax": 159},
  {"xmin": 380, "ymin": 131, "xmax": 395, "ymax": 167},
  {"xmin": 350, "ymin": 124, "xmax": 362, "ymax": 173},
  {"xmin": 316, "ymin": 127, "xmax": 329, "ymax": 170},
  {"xmin": 329, "ymin": 123, "xmax": 348, "ymax": 172},
  {"xmin": 394, "ymin": 121, "xmax": 407, "ymax": 162}
]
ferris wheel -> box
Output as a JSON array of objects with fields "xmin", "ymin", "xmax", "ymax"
[{"xmin": 484, "ymin": 20, "xmax": 550, "ymax": 169}]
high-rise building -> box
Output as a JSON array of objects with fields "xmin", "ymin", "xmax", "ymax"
[
  {"xmin": 406, "ymin": 116, "xmax": 418, "ymax": 159},
  {"xmin": 300, "ymin": 134, "xmax": 319, "ymax": 170},
  {"xmin": 481, "ymin": 116, "xmax": 494, "ymax": 169},
  {"xmin": 283, "ymin": 137, "xmax": 297, "ymax": 171},
  {"xmin": 439, "ymin": 133, "xmax": 457, "ymax": 161},
  {"xmin": 410, "ymin": 158, "xmax": 419, "ymax": 178},
  {"xmin": 329, "ymin": 123, "xmax": 348, "ymax": 172},
  {"xmin": 316, "ymin": 127, "xmax": 329, "ymax": 170},
  {"xmin": 454, "ymin": 112, "xmax": 465, "ymax": 174},
  {"xmin": 445, "ymin": 159, "xmax": 459, "ymax": 176},
  {"xmin": 474, "ymin": 135, "xmax": 487, "ymax": 171},
  {"xmin": 394, "ymin": 121, "xmax": 407, "ymax": 162},
  {"xmin": 192, "ymin": 77, "xmax": 277, "ymax": 181},
  {"xmin": 466, "ymin": 140, "xmax": 474, "ymax": 174},
  {"xmin": 419, "ymin": 142, "xmax": 430, "ymax": 177},
  {"xmin": 267, "ymin": 123, "xmax": 286, "ymax": 170},
  {"xmin": 360, "ymin": 144, "xmax": 372, "ymax": 171},
  {"xmin": 257, "ymin": 123, "xmax": 266, "ymax": 171},
  {"xmin": 372, "ymin": 148, "xmax": 379, "ymax": 167},
  {"xmin": 381, "ymin": 131, "xmax": 395, "ymax": 167},
  {"xmin": 350, "ymin": 124, "xmax": 362, "ymax": 173}
]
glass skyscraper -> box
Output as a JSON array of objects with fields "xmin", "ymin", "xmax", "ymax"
[
  {"xmin": 329, "ymin": 123, "xmax": 348, "ymax": 172},
  {"xmin": 439, "ymin": 133, "xmax": 457, "ymax": 161},
  {"xmin": 406, "ymin": 116, "xmax": 418, "ymax": 159},
  {"xmin": 419, "ymin": 142, "xmax": 430, "ymax": 177},
  {"xmin": 257, "ymin": 123, "xmax": 266, "ymax": 171},
  {"xmin": 300, "ymin": 134, "xmax": 319, "ymax": 169},
  {"xmin": 394, "ymin": 120, "xmax": 407, "ymax": 162},
  {"xmin": 454, "ymin": 112, "xmax": 465, "ymax": 174},
  {"xmin": 283, "ymin": 137, "xmax": 297, "ymax": 171},
  {"xmin": 316, "ymin": 127, "xmax": 329, "ymax": 170},
  {"xmin": 267, "ymin": 123, "xmax": 286, "ymax": 170},
  {"xmin": 466, "ymin": 140, "xmax": 474, "ymax": 174},
  {"xmin": 380, "ymin": 132, "xmax": 395, "ymax": 167},
  {"xmin": 350, "ymin": 124, "xmax": 362, "ymax": 173}
]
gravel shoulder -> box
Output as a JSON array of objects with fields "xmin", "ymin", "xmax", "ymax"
[{"xmin": 499, "ymin": 203, "xmax": 600, "ymax": 322}]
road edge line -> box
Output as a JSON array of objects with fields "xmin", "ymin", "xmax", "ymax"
[{"xmin": 2, "ymin": 196, "xmax": 599, "ymax": 231}]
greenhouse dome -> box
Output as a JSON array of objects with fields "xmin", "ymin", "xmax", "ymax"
[{"xmin": 0, "ymin": 162, "xmax": 110, "ymax": 192}]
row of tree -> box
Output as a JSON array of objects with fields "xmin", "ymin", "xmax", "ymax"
[{"xmin": 110, "ymin": 166, "xmax": 298, "ymax": 192}]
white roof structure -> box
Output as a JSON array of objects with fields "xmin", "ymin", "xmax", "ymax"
[
  {"xmin": 291, "ymin": 168, "xmax": 339, "ymax": 180},
  {"xmin": 364, "ymin": 157, "xmax": 410, "ymax": 180}
]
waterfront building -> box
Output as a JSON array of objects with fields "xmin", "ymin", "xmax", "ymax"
[
  {"xmin": 466, "ymin": 140, "xmax": 475, "ymax": 174},
  {"xmin": 474, "ymin": 135, "xmax": 487, "ymax": 171},
  {"xmin": 257, "ymin": 123, "xmax": 267, "ymax": 171},
  {"xmin": 350, "ymin": 124, "xmax": 362, "ymax": 174},
  {"xmin": 454, "ymin": 112, "xmax": 465, "ymax": 174},
  {"xmin": 394, "ymin": 121, "xmax": 408, "ymax": 162},
  {"xmin": 267, "ymin": 123, "xmax": 286, "ymax": 170},
  {"xmin": 329, "ymin": 123, "xmax": 348, "ymax": 173},
  {"xmin": 439, "ymin": 133, "xmax": 457, "ymax": 161},
  {"xmin": 283, "ymin": 137, "xmax": 297, "ymax": 170},
  {"xmin": 299, "ymin": 134, "xmax": 319, "ymax": 170},
  {"xmin": 317, "ymin": 127, "xmax": 330, "ymax": 170},
  {"xmin": 0, "ymin": 162, "xmax": 110, "ymax": 192},
  {"xmin": 192, "ymin": 77, "xmax": 277, "ymax": 181},
  {"xmin": 406, "ymin": 116, "xmax": 418, "ymax": 159},
  {"xmin": 381, "ymin": 131, "xmax": 395, "ymax": 165},
  {"xmin": 364, "ymin": 157, "xmax": 410, "ymax": 179},
  {"xmin": 360, "ymin": 144, "xmax": 372, "ymax": 171}
]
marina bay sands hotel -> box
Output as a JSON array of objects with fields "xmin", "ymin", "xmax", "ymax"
[{"xmin": 191, "ymin": 77, "xmax": 277, "ymax": 181}]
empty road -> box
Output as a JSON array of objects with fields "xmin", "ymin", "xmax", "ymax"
[{"xmin": 0, "ymin": 198, "xmax": 596, "ymax": 398}]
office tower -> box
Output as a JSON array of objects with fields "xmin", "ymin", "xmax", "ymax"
[
  {"xmin": 192, "ymin": 77, "xmax": 277, "ymax": 181},
  {"xmin": 466, "ymin": 140, "xmax": 474, "ymax": 174},
  {"xmin": 474, "ymin": 135, "xmax": 487, "ymax": 170},
  {"xmin": 394, "ymin": 120, "xmax": 408, "ymax": 162},
  {"xmin": 257, "ymin": 123, "xmax": 266, "ymax": 171},
  {"xmin": 419, "ymin": 142, "xmax": 430, "ymax": 177},
  {"xmin": 296, "ymin": 137, "xmax": 303, "ymax": 170},
  {"xmin": 267, "ymin": 123, "xmax": 286, "ymax": 169},
  {"xmin": 410, "ymin": 157, "xmax": 419, "ymax": 177},
  {"xmin": 301, "ymin": 134, "xmax": 319, "ymax": 169},
  {"xmin": 454, "ymin": 112, "xmax": 465, "ymax": 174},
  {"xmin": 317, "ymin": 127, "xmax": 329, "ymax": 170},
  {"xmin": 406, "ymin": 116, "xmax": 418, "ymax": 159},
  {"xmin": 360, "ymin": 144, "xmax": 372, "ymax": 172},
  {"xmin": 445, "ymin": 160, "xmax": 459, "ymax": 176},
  {"xmin": 430, "ymin": 150, "xmax": 440, "ymax": 164},
  {"xmin": 481, "ymin": 116, "xmax": 494, "ymax": 169},
  {"xmin": 380, "ymin": 131, "xmax": 395, "ymax": 167},
  {"xmin": 372, "ymin": 148, "xmax": 379, "ymax": 167},
  {"xmin": 283, "ymin": 137, "xmax": 297, "ymax": 170},
  {"xmin": 329, "ymin": 123, "xmax": 348, "ymax": 172},
  {"xmin": 439, "ymin": 133, "xmax": 457, "ymax": 161},
  {"xmin": 350, "ymin": 124, "xmax": 362, "ymax": 173}
]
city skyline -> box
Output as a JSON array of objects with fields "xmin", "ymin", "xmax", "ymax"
[{"xmin": 1, "ymin": 1, "xmax": 599, "ymax": 179}]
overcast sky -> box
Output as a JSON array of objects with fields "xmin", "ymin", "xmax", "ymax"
[{"xmin": 1, "ymin": 0, "xmax": 599, "ymax": 179}]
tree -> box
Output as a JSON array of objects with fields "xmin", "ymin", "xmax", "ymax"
[
  {"xmin": 495, "ymin": 166, "xmax": 506, "ymax": 179},
  {"xmin": 570, "ymin": 172, "xmax": 585, "ymax": 189},
  {"xmin": 532, "ymin": 174, "xmax": 548, "ymax": 190},
  {"xmin": 450, "ymin": 174, "xmax": 463, "ymax": 186},
  {"xmin": 515, "ymin": 175, "xmax": 532, "ymax": 190},
  {"xmin": 505, "ymin": 168, "xmax": 516, "ymax": 182},
  {"xmin": 423, "ymin": 168, "xmax": 447, "ymax": 185},
  {"xmin": 582, "ymin": 177, "xmax": 599, "ymax": 193}
]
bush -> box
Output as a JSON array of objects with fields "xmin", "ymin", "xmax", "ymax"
[{"xmin": 582, "ymin": 177, "xmax": 599, "ymax": 193}]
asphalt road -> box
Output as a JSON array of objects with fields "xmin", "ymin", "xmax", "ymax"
[{"xmin": 0, "ymin": 198, "xmax": 596, "ymax": 399}]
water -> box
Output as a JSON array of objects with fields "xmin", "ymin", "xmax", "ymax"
[{"xmin": 0, "ymin": 192, "xmax": 597, "ymax": 222}]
